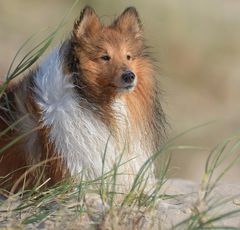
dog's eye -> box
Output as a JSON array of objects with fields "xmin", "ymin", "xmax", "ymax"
[
  {"xmin": 101, "ymin": 55, "xmax": 111, "ymax": 61},
  {"xmin": 126, "ymin": 54, "xmax": 131, "ymax": 60}
]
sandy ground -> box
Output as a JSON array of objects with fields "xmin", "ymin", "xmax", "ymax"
[{"xmin": 1, "ymin": 179, "xmax": 240, "ymax": 229}]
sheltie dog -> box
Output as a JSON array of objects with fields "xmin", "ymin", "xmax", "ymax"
[{"xmin": 0, "ymin": 6, "xmax": 166, "ymax": 193}]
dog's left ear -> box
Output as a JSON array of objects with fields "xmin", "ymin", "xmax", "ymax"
[
  {"xmin": 113, "ymin": 7, "xmax": 142, "ymax": 36},
  {"xmin": 73, "ymin": 6, "xmax": 102, "ymax": 39}
]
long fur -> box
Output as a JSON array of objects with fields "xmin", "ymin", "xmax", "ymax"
[{"xmin": 0, "ymin": 6, "xmax": 166, "ymax": 193}]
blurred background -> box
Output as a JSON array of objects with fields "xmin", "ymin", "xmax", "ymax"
[{"xmin": 0, "ymin": 0, "xmax": 240, "ymax": 182}]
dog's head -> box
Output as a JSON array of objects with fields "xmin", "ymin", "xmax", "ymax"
[{"xmin": 67, "ymin": 6, "xmax": 152, "ymax": 104}]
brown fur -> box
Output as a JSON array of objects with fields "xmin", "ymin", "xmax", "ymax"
[
  {"xmin": 0, "ymin": 75, "xmax": 67, "ymax": 193},
  {"xmin": 0, "ymin": 6, "xmax": 166, "ymax": 194}
]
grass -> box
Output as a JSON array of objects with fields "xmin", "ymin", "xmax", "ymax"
[
  {"xmin": 174, "ymin": 135, "xmax": 240, "ymax": 229},
  {"xmin": 0, "ymin": 149, "xmax": 169, "ymax": 228},
  {"xmin": 1, "ymin": 4, "xmax": 240, "ymax": 229},
  {"xmin": 1, "ymin": 118, "xmax": 240, "ymax": 229}
]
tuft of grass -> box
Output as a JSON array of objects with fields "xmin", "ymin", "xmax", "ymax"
[{"xmin": 174, "ymin": 134, "xmax": 240, "ymax": 229}]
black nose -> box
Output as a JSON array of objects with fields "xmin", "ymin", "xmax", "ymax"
[{"xmin": 121, "ymin": 71, "xmax": 135, "ymax": 84}]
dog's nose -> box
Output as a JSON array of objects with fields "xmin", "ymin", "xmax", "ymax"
[{"xmin": 121, "ymin": 71, "xmax": 135, "ymax": 84}]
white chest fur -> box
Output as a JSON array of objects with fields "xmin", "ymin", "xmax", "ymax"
[{"xmin": 34, "ymin": 49, "xmax": 154, "ymax": 187}]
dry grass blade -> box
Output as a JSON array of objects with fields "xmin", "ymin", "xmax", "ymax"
[{"xmin": 175, "ymin": 133, "xmax": 240, "ymax": 229}]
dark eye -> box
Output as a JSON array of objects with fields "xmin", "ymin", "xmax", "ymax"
[
  {"xmin": 126, "ymin": 54, "xmax": 131, "ymax": 60},
  {"xmin": 101, "ymin": 55, "xmax": 111, "ymax": 61}
]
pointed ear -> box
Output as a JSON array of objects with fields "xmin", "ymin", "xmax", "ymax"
[
  {"xmin": 113, "ymin": 7, "xmax": 142, "ymax": 35},
  {"xmin": 73, "ymin": 6, "xmax": 102, "ymax": 39}
]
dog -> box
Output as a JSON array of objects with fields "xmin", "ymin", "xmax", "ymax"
[{"xmin": 0, "ymin": 6, "xmax": 166, "ymax": 193}]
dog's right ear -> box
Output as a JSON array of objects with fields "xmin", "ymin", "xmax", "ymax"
[
  {"xmin": 73, "ymin": 6, "xmax": 102, "ymax": 39},
  {"xmin": 113, "ymin": 7, "xmax": 142, "ymax": 36}
]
